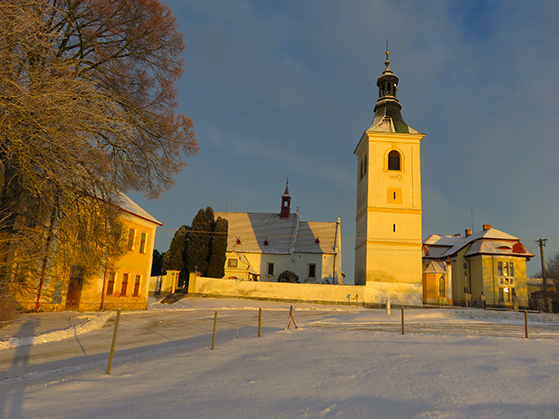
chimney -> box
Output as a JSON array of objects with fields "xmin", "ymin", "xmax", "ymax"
[
  {"xmin": 483, "ymin": 224, "xmax": 492, "ymax": 231},
  {"xmin": 465, "ymin": 228, "xmax": 472, "ymax": 237}
]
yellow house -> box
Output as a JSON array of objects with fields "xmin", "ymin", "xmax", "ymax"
[
  {"xmin": 11, "ymin": 194, "xmax": 162, "ymax": 311},
  {"xmin": 354, "ymin": 51, "xmax": 424, "ymax": 305},
  {"xmin": 423, "ymin": 225, "xmax": 534, "ymax": 308}
]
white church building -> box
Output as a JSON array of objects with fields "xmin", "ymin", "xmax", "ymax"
[{"xmin": 215, "ymin": 183, "xmax": 343, "ymax": 284}]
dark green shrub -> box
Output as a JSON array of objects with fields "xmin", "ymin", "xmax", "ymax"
[{"xmin": 278, "ymin": 270, "xmax": 299, "ymax": 283}]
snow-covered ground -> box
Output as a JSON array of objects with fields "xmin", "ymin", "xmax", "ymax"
[{"xmin": 1, "ymin": 298, "xmax": 559, "ymax": 418}]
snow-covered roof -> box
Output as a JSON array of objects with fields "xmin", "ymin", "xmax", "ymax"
[
  {"xmin": 116, "ymin": 193, "xmax": 163, "ymax": 226},
  {"xmin": 423, "ymin": 261, "xmax": 447, "ymax": 274},
  {"xmin": 215, "ymin": 212, "xmax": 338, "ymax": 255},
  {"xmin": 368, "ymin": 106, "xmax": 420, "ymax": 134},
  {"xmin": 464, "ymin": 239, "xmax": 532, "ymax": 258},
  {"xmin": 527, "ymin": 277, "xmax": 543, "ymax": 286},
  {"xmin": 294, "ymin": 221, "xmax": 338, "ymax": 254},
  {"xmin": 423, "ymin": 228, "xmax": 533, "ymax": 259}
]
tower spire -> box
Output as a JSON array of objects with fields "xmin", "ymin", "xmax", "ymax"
[{"xmin": 369, "ymin": 45, "xmax": 415, "ymax": 134}]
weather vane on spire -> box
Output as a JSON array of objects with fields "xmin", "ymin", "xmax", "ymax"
[{"xmin": 385, "ymin": 38, "xmax": 390, "ymax": 68}]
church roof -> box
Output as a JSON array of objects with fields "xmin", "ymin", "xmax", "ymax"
[
  {"xmin": 366, "ymin": 52, "xmax": 420, "ymax": 134},
  {"xmin": 367, "ymin": 106, "xmax": 421, "ymax": 134},
  {"xmin": 294, "ymin": 221, "xmax": 339, "ymax": 254},
  {"xmin": 214, "ymin": 212, "xmax": 339, "ymax": 255}
]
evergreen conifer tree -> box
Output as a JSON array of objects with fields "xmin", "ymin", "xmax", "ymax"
[
  {"xmin": 163, "ymin": 225, "xmax": 189, "ymax": 272},
  {"xmin": 186, "ymin": 208, "xmax": 214, "ymax": 275},
  {"xmin": 151, "ymin": 249, "xmax": 164, "ymax": 276},
  {"xmin": 207, "ymin": 217, "xmax": 228, "ymax": 278}
]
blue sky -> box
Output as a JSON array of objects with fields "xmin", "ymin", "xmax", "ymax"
[{"xmin": 129, "ymin": 0, "xmax": 559, "ymax": 282}]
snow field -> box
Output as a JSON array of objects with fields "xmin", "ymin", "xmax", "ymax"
[{"xmin": 1, "ymin": 299, "xmax": 559, "ymax": 418}]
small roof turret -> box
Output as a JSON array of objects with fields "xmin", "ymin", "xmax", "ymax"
[{"xmin": 279, "ymin": 179, "xmax": 291, "ymax": 219}]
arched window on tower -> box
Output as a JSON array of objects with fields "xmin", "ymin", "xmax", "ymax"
[
  {"xmin": 388, "ymin": 150, "xmax": 401, "ymax": 171},
  {"xmin": 359, "ymin": 160, "xmax": 364, "ymax": 179}
]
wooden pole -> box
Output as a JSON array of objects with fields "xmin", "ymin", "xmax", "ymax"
[
  {"xmin": 291, "ymin": 306, "xmax": 298, "ymax": 329},
  {"xmin": 524, "ymin": 310, "xmax": 529, "ymax": 339},
  {"xmin": 538, "ymin": 238, "xmax": 549, "ymax": 313},
  {"xmin": 258, "ymin": 308, "xmax": 262, "ymax": 337},
  {"xmin": 286, "ymin": 306, "xmax": 298, "ymax": 330},
  {"xmin": 211, "ymin": 310, "xmax": 217, "ymax": 350},
  {"xmin": 401, "ymin": 307, "xmax": 405, "ymax": 335},
  {"xmin": 106, "ymin": 308, "xmax": 121, "ymax": 375},
  {"xmin": 286, "ymin": 306, "xmax": 293, "ymax": 329}
]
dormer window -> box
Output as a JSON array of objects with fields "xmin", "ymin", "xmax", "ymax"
[
  {"xmin": 236, "ymin": 237, "xmax": 242, "ymax": 245},
  {"xmin": 264, "ymin": 238, "xmax": 269, "ymax": 246},
  {"xmin": 315, "ymin": 238, "xmax": 320, "ymax": 244},
  {"xmin": 388, "ymin": 150, "xmax": 401, "ymax": 171}
]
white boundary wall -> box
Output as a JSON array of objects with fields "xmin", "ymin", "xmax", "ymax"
[{"xmin": 189, "ymin": 276, "xmax": 422, "ymax": 306}]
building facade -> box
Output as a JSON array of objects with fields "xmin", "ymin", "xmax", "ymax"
[
  {"xmin": 423, "ymin": 225, "xmax": 534, "ymax": 308},
  {"xmin": 11, "ymin": 194, "xmax": 161, "ymax": 311},
  {"xmin": 354, "ymin": 52, "xmax": 425, "ymax": 304}
]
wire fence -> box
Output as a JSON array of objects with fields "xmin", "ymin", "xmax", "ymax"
[
  {"xmin": 2, "ymin": 305, "xmax": 559, "ymax": 379},
  {"xmin": 307, "ymin": 320, "xmax": 559, "ymax": 339}
]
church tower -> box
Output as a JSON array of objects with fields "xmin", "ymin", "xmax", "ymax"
[{"xmin": 354, "ymin": 51, "xmax": 425, "ymax": 305}]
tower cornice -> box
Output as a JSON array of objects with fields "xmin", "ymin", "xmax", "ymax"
[{"xmin": 354, "ymin": 130, "xmax": 425, "ymax": 155}]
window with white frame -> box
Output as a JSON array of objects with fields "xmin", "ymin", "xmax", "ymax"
[{"xmin": 497, "ymin": 261, "xmax": 515, "ymax": 285}]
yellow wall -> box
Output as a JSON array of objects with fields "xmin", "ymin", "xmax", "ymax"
[
  {"xmin": 93, "ymin": 213, "xmax": 157, "ymax": 310},
  {"xmin": 450, "ymin": 250, "xmax": 529, "ymax": 308},
  {"xmin": 15, "ymin": 211, "xmax": 158, "ymax": 312}
]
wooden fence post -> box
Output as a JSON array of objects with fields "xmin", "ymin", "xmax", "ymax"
[
  {"xmin": 401, "ymin": 307, "xmax": 405, "ymax": 335},
  {"xmin": 258, "ymin": 308, "xmax": 262, "ymax": 337},
  {"xmin": 524, "ymin": 310, "xmax": 529, "ymax": 339},
  {"xmin": 211, "ymin": 310, "xmax": 218, "ymax": 350},
  {"xmin": 106, "ymin": 308, "xmax": 121, "ymax": 375},
  {"xmin": 286, "ymin": 306, "xmax": 298, "ymax": 330}
]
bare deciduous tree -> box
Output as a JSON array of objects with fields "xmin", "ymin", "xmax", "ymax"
[{"xmin": 0, "ymin": 0, "xmax": 197, "ymax": 305}]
